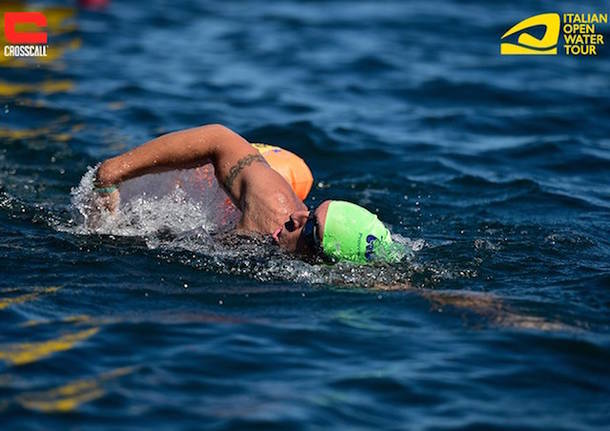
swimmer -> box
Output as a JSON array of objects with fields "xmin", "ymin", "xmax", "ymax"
[{"xmin": 92, "ymin": 124, "xmax": 399, "ymax": 263}]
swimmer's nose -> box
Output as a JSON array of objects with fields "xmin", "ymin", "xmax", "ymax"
[{"xmin": 272, "ymin": 227, "xmax": 282, "ymax": 243}]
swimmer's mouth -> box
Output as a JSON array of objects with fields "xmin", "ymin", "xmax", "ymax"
[{"xmin": 272, "ymin": 227, "xmax": 282, "ymax": 244}]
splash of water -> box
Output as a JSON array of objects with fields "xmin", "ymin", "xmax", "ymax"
[
  {"xmin": 70, "ymin": 165, "xmax": 232, "ymax": 236},
  {"xmin": 68, "ymin": 166, "xmax": 421, "ymax": 287}
]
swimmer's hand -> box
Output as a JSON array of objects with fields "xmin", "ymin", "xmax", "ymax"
[
  {"xmin": 93, "ymin": 163, "xmax": 121, "ymax": 212},
  {"xmin": 93, "ymin": 187, "xmax": 120, "ymax": 213},
  {"xmin": 87, "ymin": 166, "xmax": 121, "ymax": 228},
  {"xmin": 86, "ymin": 187, "xmax": 120, "ymax": 229}
]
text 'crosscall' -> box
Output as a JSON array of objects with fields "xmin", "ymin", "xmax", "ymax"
[{"xmin": 3, "ymin": 12, "xmax": 48, "ymax": 57}]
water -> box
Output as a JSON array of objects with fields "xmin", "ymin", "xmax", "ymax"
[{"xmin": 1, "ymin": 0, "xmax": 609, "ymax": 429}]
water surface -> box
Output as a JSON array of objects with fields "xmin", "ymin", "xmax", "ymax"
[{"xmin": 1, "ymin": 0, "xmax": 609, "ymax": 429}]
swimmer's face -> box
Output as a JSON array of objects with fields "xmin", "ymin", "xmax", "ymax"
[{"xmin": 272, "ymin": 200, "xmax": 331, "ymax": 255}]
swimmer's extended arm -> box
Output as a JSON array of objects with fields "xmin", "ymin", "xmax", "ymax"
[{"xmin": 95, "ymin": 124, "xmax": 265, "ymax": 202}]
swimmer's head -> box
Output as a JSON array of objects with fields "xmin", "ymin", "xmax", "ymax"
[
  {"xmin": 272, "ymin": 202, "xmax": 327, "ymax": 257},
  {"xmin": 273, "ymin": 200, "xmax": 401, "ymax": 263}
]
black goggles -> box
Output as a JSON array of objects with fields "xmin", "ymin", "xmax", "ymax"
[{"xmin": 300, "ymin": 212, "xmax": 320, "ymax": 251}]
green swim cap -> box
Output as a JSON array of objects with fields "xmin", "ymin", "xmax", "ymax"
[{"xmin": 321, "ymin": 201, "xmax": 400, "ymax": 264}]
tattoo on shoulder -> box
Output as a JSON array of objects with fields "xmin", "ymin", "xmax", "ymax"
[{"xmin": 224, "ymin": 153, "xmax": 266, "ymax": 189}]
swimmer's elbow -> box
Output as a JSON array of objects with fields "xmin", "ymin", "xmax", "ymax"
[
  {"xmin": 199, "ymin": 123, "xmax": 251, "ymax": 156},
  {"xmin": 200, "ymin": 123, "xmax": 236, "ymax": 140},
  {"xmin": 202, "ymin": 123, "xmax": 229, "ymax": 133}
]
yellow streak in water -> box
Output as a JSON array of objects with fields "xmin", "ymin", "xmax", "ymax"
[
  {"xmin": 0, "ymin": 327, "xmax": 99, "ymax": 366},
  {"xmin": 374, "ymin": 283, "xmax": 574, "ymax": 332},
  {"xmin": 16, "ymin": 366, "xmax": 133, "ymax": 413},
  {"xmin": 0, "ymin": 127, "xmax": 47, "ymax": 140},
  {"xmin": 0, "ymin": 125, "xmax": 73, "ymax": 143},
  {"xmin": 19, "ymin": 382, "xmax": 104, "ymax": 413},
  {"xmin": 21, "ymin": 314, "xmax": 92, "ymax": 328},
  {"xmin": 108, "ymin": 101, "xmax": 126, "ymax": 110},
  {"xmin": 0, "ymin": 286, "xmax": 60, "ymax": 310},
  {"xmin": 43, "ymin": 7, "xmax": 75, "ymax": 32},
  {"xmin": 0, "ymin": 80, "xmax": 73, "ymax": 96}
]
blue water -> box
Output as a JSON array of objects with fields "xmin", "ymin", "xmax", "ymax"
[{"xmin": 1, "ymin": 0, "xmax": 610, "ymax": 429}]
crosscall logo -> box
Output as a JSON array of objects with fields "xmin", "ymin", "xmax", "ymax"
[
  {"xmin": 3, "ymin": 12, "xmax": 48, "ymax": 57},
  {"xmin": 501, "ymin": 12, "xmax": 607, "ymax": 56}
]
